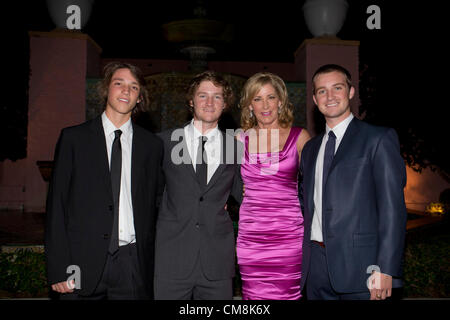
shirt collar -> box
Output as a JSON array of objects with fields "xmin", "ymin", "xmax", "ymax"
[
  {"xmin": 188, "ymin": 118, "xmax": 220, "ymax": 142},
  {"xmin": 325, "ymin": 113, "xmax": 354, "ymax": 141},
  {"xmin": 102, "ymin": 112, "xmax": 133, "ymax": 139}
]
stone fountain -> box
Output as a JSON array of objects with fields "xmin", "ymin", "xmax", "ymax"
[{"xmin": 162, "ymin": 4, "xmax": 232, "ymax": 73}]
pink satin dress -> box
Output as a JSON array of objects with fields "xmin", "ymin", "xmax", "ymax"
[{"xmin": 237, "ymin": 127, "xmax": 304, "ymax": 300}]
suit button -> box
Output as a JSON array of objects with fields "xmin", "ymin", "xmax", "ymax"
[
  {"xmin": 103, "ymin": 234, "xmax": 110, "ymax": 239},
  {"xmin": 108, "ymin": 205, "xmax": 113, "ymax": 211},
  {"xmin": 195, "ymin": 223, "xmax": 200, "ymax": 228},
  {"xmin": 199, "ymin": 197, "xmax": 204, "ymax": 202}
]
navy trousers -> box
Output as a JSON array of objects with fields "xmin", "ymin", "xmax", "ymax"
[{"xmin": 306, "ymin": 241, "xmax": 370, "ymax": 300}]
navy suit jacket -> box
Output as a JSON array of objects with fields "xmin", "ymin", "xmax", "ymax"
[{"xmin": 299, "ymin": 117, "xmax": 407, "ymax": 293}]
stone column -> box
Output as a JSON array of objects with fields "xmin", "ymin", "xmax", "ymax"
[{"xmin": 0, "ymin": 30, "xmax": 101, "ymax": 212}]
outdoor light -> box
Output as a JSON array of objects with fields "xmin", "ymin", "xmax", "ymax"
[{"xmin": 426, "ymin": 202, "xmax": 445, "ymax": 216}]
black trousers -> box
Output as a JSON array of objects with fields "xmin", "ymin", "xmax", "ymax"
[
  {"xmin": 61, "ymin": 243, "xmax": 148, "ymax": 300},
  {"xmin": 305, "ymin": 241, "xmax": 370, "ymax": 300}
]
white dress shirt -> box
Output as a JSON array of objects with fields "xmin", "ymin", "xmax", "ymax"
[
  {"xmin": 184, "ymin": 119, "xmax": 222, "ymax": 183},
  {"xmin": 310, "ymin": 113, "xmax": 354, "ymax": 242},
  {"xmin": 102, "ymin": 112, "xmax": 136, "ymax": 246}
]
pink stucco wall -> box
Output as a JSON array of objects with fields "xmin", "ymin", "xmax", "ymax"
[
  {"xmin": 0, "ymin": 32, "xmax": 100, "ymax": 212},
  {"xmin": 295, "ymin": 39, "xmax": 360, "ymax": 136},
  {"xmin": 0, "ymin": 160, "xmax": 27, "ymax": 210}
]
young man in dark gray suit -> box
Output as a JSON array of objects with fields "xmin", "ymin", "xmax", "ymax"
[
  {"xmin": 155, "ymin": 71, "xmax": 243, "ymax": 300},
  {"xmin": 45, "ymin": 62, "xmax": 162, "ymax": 299},
  {"xmin": 300, "ymin": 64, "xmax": 407, "ymax": 300}
]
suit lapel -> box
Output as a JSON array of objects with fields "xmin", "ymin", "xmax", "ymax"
[
  {"xmin": 328, "ymin": 117, "xmax": 360, "ymax": 173},
  {"xmin": 89, "ymin": 116, "xmax": 112, "ymax": 198},
  {"xmin": 204, "ymin": 131, "xmax": 227, "ymax": 193},
  {"xmin": 131, "ymin": 123, "xmax": 142, "ymax": 212},
  {"xmin": 174, "ymin": 127, "xmax": 229, "ymax": 193},
  {"xmin": 182, "ymin": 131, "xmax": 199, "ymax": 182},
  {"xmin": 306, "ymin": 133, "xmax": 323, "ymax": 216},
  {"xmin": 170, "ymin": 129, "xmax": 198, "ymax": 184}
]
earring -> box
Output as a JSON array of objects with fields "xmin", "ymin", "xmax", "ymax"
[
  {"xmin": 249, "ymin": 109, "xmax": 253, "ymax": 118},
  {"xmin": 278, "ymin": 106, "xmax": 282, "ymax": 114}
]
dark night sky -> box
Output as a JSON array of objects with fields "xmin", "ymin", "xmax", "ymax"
[
  {"xmin": 3, "ymin": 1, "xmax": 444, "ymax": 116},
  {"xmin": 10, "ymin": 1, "xmax": 437, "ymax": 96},
  {"xmin": 1, "ymin": 0, "xmax": 447, "ymax": 171},
  {"xmin": 15, "ymin": 0, "xmax": 372, "ymax": 62}
]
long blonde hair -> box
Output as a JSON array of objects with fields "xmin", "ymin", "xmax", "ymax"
[{"xmin": 239, "ymin": 72, "xmax": 294, "ymax": 131}]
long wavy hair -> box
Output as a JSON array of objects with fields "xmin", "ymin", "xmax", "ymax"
[
  {"xmin": 96, "ymin": 61, "xmax": 150, "ymax": 113},
  {"xmin": 239, "ymin": 72, "xmax": 294, "ymax": 131}
]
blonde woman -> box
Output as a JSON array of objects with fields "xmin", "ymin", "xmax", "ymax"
[{"xmin": 236, "ymin": 72, "xmax": 310, "ymax": 300}]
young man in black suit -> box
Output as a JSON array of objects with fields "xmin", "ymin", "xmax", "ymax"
[{"xmin": 45, "ymin": 62, "xmax": 162, "ymax": 299}]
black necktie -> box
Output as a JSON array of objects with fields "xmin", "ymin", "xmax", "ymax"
[
  {"xmin": 322, "ymin": 130, "xmax": 336, "ymax": 189},
  {"xmin": 109, "ymin": 129, "xmax": 122, "ymax": 255},
  {"xmin": 196, "ymin": 136, "xmax": 208, "ymax": 186}
]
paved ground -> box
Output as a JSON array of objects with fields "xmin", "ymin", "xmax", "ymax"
[
  {"xmin": 407, "ymin": 216, "xmax": 443, "ymax": 230},
  {"xmin": 406, "ymin": 209, "xmax": 444, "ymax": 230}
]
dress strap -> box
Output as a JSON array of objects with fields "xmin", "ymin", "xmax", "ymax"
[{"xmin": 284, "ymin": 127, "xmax": 303, "ymax": 151}]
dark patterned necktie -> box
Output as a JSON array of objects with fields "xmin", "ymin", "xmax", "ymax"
[{"xmin": 322, "ymin": 130, "xmax": 336, "ymax": 190}]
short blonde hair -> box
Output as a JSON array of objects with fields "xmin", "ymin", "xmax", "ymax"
[{"xmin": 239, "ymin": 72, "xmax": 294, "ymax": 131}]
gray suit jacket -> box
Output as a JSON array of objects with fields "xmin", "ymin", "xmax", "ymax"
[{"xmin": 155, "ymin": 127, "xmax": 243, "ymax": 280}]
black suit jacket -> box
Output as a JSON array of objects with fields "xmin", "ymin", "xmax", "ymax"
[
  {"xmin": 300, "ymin": 118, "xmax": 407, "ymax": 293},
  {"xmin": 155, "ymin": 127, "xmax": 243, "ymax": 280},
  {"xmin": 45, "ymin": 116, "xmax": 163, "ymax": 296}
]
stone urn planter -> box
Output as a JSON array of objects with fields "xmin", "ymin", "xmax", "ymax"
[
  {"xmin": 303, "ymin": 0, "xmax": 349, "ymax": 38},
  {"xmin": 46, "ymin": 0, "xmax": 94, "ymax": 29}
]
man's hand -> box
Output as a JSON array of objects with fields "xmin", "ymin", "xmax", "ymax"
[
  {"xmin": 51, "ymin": 280, "xmax": 75, "ymax": 294},
  {"xmin": 368, "ymin": 272, "xmax": 392, "ymax": 300}
]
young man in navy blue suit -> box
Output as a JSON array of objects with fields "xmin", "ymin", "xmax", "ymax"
[{"xmin": 300, "ymin": 64, "xmax": 407, "ymax": 300}]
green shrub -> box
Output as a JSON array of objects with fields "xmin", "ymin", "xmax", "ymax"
[
  {"xmin": 403, "ymin": 222, "xmax": 450, "ymax": 298},
  {"xmin": 0, "ymin": 221, "xmax": 448, "ymax": 299},
  {"xmin": 0, "ymin": 249, "xmax": 48, "ymax": 297}
]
